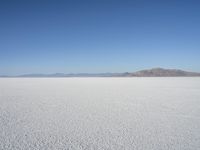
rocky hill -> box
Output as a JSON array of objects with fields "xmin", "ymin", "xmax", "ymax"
[
  {"xmin": 1, "ymin": 68, "xmax": 200, "ymax": 77},
  {"xmin": 127, "ymin": 68, "xmax": 200, "ymax": 77}
]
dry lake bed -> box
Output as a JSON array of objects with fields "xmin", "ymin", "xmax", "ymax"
[{"xmin": 0, "ymin": 78, "xmax": 200, "ymax": 150}]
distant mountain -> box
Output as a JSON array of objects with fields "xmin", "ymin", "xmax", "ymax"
[
  {"xmin": 0, "ymin": 75, "xmax": 9, "ymax": 77},
  {"xmin": 1, "ymin": 68, "xmax": 200, "ymax": 77},
  {"xmin": 19, "ymin": 73, "xmax": 68, "ymax": 77},
  {"xmin": 126, "ymin": 68, "xmax": 200, "ymax": 77},
  {"xmin": 17, "ymin": 73, "xmax": 123, "ymax": 77}
]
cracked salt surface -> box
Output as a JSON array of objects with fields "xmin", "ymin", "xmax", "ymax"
[{"xmin": 0, "ymin": 78, "xmax": 200, "ymax": 150}]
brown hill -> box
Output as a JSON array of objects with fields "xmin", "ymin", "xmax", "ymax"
[{"xmin": 127, "ymin": 68, "xmax": 200, "ymax": 77}]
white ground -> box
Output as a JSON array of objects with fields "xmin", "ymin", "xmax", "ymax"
[{"xmin": 0, "ymin": 78, "xmax": 200, "ymax": 150}]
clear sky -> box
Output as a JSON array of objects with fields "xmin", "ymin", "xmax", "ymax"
[{"xmin": 0, "ymin": 0, "xmax": 200, "ymax": 75}]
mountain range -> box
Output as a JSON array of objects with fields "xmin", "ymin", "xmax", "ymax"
[
  {"xmin": 1, "ymin": 68, "xmax": 200, "ymax": 77},
  {"xmin": 125, "ymin": 68, "xmax": 200, "ymax": 77}
]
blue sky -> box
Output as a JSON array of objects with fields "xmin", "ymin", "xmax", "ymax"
[{"xmin": 0, "ymin": 0, "xmax": 200, "ymax": 75}]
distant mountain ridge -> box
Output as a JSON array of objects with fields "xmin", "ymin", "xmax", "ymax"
[
  {"xmin": 17, "ymin": 73, "xmax": 122, "ymax": 77},
  {"xmin": 127, "ymin": 68, "xmax": 200, "ymax": 77},
  {"xmin": 1, "ymin": 68, "xmax": 200, "ymax": 77}
]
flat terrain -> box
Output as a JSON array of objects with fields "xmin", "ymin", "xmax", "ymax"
[{"xmin": 0, "ymin": 78, "xmax": 200, "ymax": 150}]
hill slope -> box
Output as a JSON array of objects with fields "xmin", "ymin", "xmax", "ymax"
[
  {"xmin": 1, "ymin": 68, "xmax": 200, "ymax": 77},
  {"xmin": 127, "ymin": 68, "xmax": 200, "ymax": 77}
]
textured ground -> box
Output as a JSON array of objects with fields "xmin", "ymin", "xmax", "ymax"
[{"xmin": 0, "ymin": 78, "xmax": 200, "ymax": 150}]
